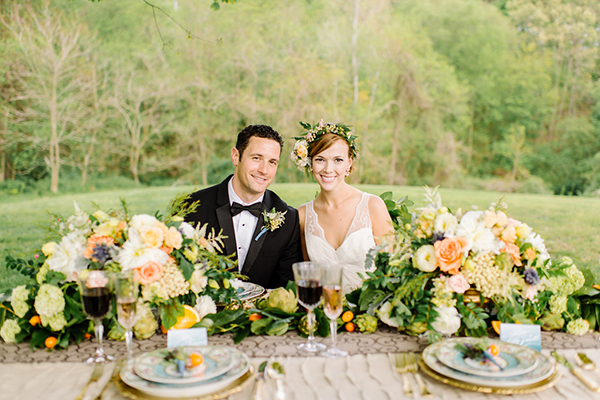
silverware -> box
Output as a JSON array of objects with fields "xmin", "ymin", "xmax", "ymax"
[
  {"xmin": 552, "ymin": 351, "xmax": 600, "ymax": 392},
  {"xmin": 251, "ymin": 361, "xmax": 268, "ymax": 400},
  {"xmin": 406, "ymin": 353, "xmax": 433, "ymax": 398},
  {"xmin": 576, "ymin": 352, "xmax": 600, "ymax": 373},
  {"xmin": 94, "ymin": 358, "xmax": 125, "ymax": 400},
  {"xmin": 74, "ymin": 362, "xmax": 104, "ymax": 400},
  {"xmin": 395, "ymin": 353, "xmax": 413, "ymax": 398},
  {"xmin": 267, "ymin": 361, "xmax": 286, "ymax": 400}
]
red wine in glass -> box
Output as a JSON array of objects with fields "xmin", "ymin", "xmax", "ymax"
[
  {"xmin": 297, "ymin": 279, "xmax": 323, "ymax": 310},
  {"xmin": 82, "ymin": 287, "xmax": 111, "ymax": 319}
]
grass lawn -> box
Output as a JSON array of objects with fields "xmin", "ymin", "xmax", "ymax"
[{"xmin": 1, "ymin": 183, "xmax": 599, "ymax": 293}]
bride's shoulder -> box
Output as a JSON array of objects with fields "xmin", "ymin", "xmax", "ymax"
[{"xmin": 366, "ymin": 193, "xmax": 389, "ymax": 215}]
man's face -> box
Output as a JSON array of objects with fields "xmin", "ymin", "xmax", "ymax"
[{"xmin": 231, "ymin": 136, "xmax": 281, "ymax": 203}]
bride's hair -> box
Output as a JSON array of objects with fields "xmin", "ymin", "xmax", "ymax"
[{"xmin": 309, "ymin": 133, "xmax": 356, "ymax": 174}]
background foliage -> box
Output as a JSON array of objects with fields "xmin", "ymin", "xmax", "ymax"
[{"xmin": 0, "ymin": 0, "xmax": 599, "ymax": 196}]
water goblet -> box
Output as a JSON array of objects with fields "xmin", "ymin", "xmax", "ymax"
[
  {"xmin": 293, "ymin": 261, "xmax": 326, "ymax": 353},
  {"xmin": 78, "ymin": 269, "xmax": 115, "ymax": 364},
  {"xmin": 115, "ymin": 271, "xmax": 138, "ymax": 359},
  {"xmin": 321, "ymin": 265, "xmax": 347, "ymax": 358}
]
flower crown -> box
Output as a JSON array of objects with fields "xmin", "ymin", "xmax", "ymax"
[{"xmin": 290, "ymin": 120, "xmax": 359, "ymax": 173}]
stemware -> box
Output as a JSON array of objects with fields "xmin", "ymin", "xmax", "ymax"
[
  {"xmin": 321, "ymin": 265, "xmax": 347, "ymax": 358},
  {"xmin": 115, "ymin": 271, "xmax": 138, "ymax": 359},
  {"xmin": 292, "ymin": 262, "xmax": 326, "ymax": 352},
  {"xmin": 78, "ymin": 269, "xmax": 115, "ymax": 364}
]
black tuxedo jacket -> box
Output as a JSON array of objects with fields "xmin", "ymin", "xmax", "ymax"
[{"xmin": 184, "ymin": 176, "xmax": 302, "ymax": 289}]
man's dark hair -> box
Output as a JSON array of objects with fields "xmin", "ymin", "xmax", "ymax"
[{"xmin": 235, "ymin": 125, "xmax": 284, "ymax": 157}]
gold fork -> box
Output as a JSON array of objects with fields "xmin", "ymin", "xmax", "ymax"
[
  {"xmin": 406, "ymin": 353, "xmax": 433, "ymax": 398},
  {"xmin": 74, "ymin": 362, "xmax": 104, "ymax": 400},
  {"xmin": 395, "ymin": 353, "xmax": 413, "ymax": 398}
]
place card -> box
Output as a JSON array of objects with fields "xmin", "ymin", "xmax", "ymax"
[
  {"xmin": 500, "ymin": 323, "xmax": 541, "ymax": 352},
  {"xmin": 167, "ymin": 327, "xmax": 208, "ymax": 348}
]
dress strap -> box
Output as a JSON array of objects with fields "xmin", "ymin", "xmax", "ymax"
[{"xmin": 347, "ymin": 192, "xmax": 372, "ymax": 235}]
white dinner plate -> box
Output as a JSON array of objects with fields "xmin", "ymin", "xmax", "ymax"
[{"xmin": 121, "ymin": 348, "xmax": 250, "ymax": 398}]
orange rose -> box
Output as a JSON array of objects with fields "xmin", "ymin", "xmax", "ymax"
[
  {"xmin": 160, "ymin": 245, "xmax": 173, "ymax": 255},
  {"xmin": 524, "ymin": 247, "xmax": 537, "ymax": 261},
  {"xmin": 434, "ymin": 237, "xmax": 468, "ymax": 275},
  {"xmin": 83, "ymin": 235, "xmax": 115, "ymax": 260},
  {"xmin": 501, "ymin": 241, "xmax": 522, "ymax": 266},
  {"xmin": 136, "ymin": 261, "xmax": 164, "ymax": 284}
]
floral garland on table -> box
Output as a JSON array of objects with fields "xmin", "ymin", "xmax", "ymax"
[
  {"xmin": 347, "ymin": 187, "xmax": 590, "ymax": 339},
  {"xmin": 0, "ymin": 196, "xmax": 241, "ymax": 349},
  {"xmin": 291, "ymin": 120, "xmax": 359, "ymax": 173}
]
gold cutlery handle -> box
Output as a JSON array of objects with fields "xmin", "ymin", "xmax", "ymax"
[
  {"xmin": 75, "ymin": 364, "xmax": 103, "ymax": 400},
  {"xmin": 412, "ymin": 372, "xmax": 433, "ymax": 398},
  {"xmin": 401, "ymin": 372, "xmax": 413, "ymax": 397},
  {"xmin": 251, "ymin": 378, "xmax": 264, "ymax": 400},
  {"xmin": 572, "ymin": 367, "xmax": 600, "ymax": 392}
]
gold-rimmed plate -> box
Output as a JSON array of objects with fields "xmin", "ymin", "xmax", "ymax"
[
  {"xmin": 418, "ymin": 358, "xmax": 561, "ymax": 394},
  {"xmin": 116, "ymin": 365, "xmax": 255, "ymax": 400}
]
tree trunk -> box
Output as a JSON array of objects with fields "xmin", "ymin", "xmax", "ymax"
[
  {"xmin": 50, "ymin": 73, "xmax": 59, "ymax": 193},
  {"xmin": 351, "ymin": 0, "xmax": 360, "ymax": 117},
  {"xmin": 198, "ymin": 134, "xmax": 207, "ymax": 186}
]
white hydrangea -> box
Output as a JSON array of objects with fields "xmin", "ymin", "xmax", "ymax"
[
  {"xmin": 34, "ymin": 284, "xmax": 65, "ymax": 317},
  {"xmin": 41, "ymin": 312, "xmax": 67, "ymax": 331},
  {"xmin": 0, "ymin": 319, "xmax": 21, "ymax": 343},
  {"xmin": 10, "ymin": 285, "xmax": 30, "ymax": 318}
]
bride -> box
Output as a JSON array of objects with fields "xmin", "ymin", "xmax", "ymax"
[{"xmin": 292, "ymin": 121, "xmax": 394, "ymax": 293}]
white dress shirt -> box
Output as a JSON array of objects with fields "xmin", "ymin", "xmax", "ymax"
[{"xmin": 228, "ymin": 179, "xmax": 263, "ymax": 272}]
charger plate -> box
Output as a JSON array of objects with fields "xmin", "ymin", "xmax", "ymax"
[
  {"xmin": 238, "ymin": 282, "xmax": 265, "ymax": 301},
  {"xmin": 116, "ymin": 364, "xmax": 255, "ymax": 400},
  {"xmin": 418, "ymin": 358, "xmax": 561, "ymax": 395}
]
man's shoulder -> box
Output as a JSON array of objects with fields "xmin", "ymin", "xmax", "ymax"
[{"xmin": 266, "ymin": 189, "xmax": 297, "ymax": 214}]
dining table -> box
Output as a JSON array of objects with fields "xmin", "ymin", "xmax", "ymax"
[{"xmin": 1, "ymin": 327, "xmax": 600, "ymax": 400}]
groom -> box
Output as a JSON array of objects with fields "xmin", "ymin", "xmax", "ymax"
[{"xmin": 184, "ymin": 125, "xmax": 302, "ymax": 289}]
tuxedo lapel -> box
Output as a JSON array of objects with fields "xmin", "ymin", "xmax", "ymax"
[
  {"xmin": 240, "ymin": 191, "xmax": 272, "ymax": 275},
  {"xmin": 215, "ymin": 177, "xmax": 237, "ymax": 258}
]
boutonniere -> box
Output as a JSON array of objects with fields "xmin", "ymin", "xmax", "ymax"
[{"xmin": 254, "ymin": 208, "xmax": 287, "ymax": 241}]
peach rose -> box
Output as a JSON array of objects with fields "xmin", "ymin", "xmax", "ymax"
[
  {"xmin": 84, "ymin": 235, "xmax": 115, "ymax": 260},
  {"xmin": 524, "ymin": 247, "xmax": 537, "ymax": 261},
  {"xmin": 164, "ymin": 226, "xmax": 183, "ymax": 250},
  {"xmin": 501, "ymin": 241, "xmax": 522, "ymax": 266},
  {"xmin": 446, "ymin": 274, "xmax": 470, "ymax": 294},
  {"xmin": 500, "ymin": 226, "xmax": 517, "ymax": 244},
  {"xmin": 136, "ymin": 261, "xmax": 164, "ymax": 285},
  {"xmin": 434, "ymin": 237, "xmax": 468, "ymax": 275},
  {"xmin": 160, "ymin": 245, "xmax": 173, "ymax": 255},
  {"xmin": 140, "ymin": 226, "xmax": 164, "ymax": 248},
  {"xmin": 484, "ymin": 211, "xmax": 498, "ymax": 228}
]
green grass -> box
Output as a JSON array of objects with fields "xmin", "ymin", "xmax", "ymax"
[{"xmin": 1, "ymin": 183, "xmax": 599, "ymax": 293}]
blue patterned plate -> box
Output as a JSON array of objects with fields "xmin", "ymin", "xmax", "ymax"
[
  {"xmin": 134, "ymin": 346, "xmax": 235, "ymax": 385},
  {"xmin": 437, "ymin": 338, "xmax": 538, "ymax": 377}
]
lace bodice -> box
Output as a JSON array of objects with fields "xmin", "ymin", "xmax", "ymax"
[{"xmin": 304, "ymin": 192, "xmax": 376, "ymax": 293}]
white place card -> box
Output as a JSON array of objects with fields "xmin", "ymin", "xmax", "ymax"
[
  {"xmin": 167, "ymin": 327, "xmax": 208, "ymax": 348},
  {"xmin": 499, "ymin": 323, "xmax": 542, "ymax": 352}
]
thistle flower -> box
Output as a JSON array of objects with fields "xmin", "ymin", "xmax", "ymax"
[{"xmin": 523, "ymin": 268, "xmax": 539, "ymax": 285}]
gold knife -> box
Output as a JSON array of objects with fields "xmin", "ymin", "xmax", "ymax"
[
  {"xmin": 94, "ymin": 358, "xmax": 125, "ymax": 400},
  {"xmin": 552, "ymin": 351, "xmax": 600, "ymax": 392}
]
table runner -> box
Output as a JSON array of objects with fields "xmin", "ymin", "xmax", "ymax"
[
  {"xmin": 1, "ymin": 328, "xmax": 599, "ymax": 363},
  {"xmin": 1, "ymin": 350, "xmax": 599, "ymax": 400}
]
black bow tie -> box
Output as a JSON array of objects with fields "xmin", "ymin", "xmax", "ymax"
[{"xmin": 230, "ymin": 202, "xmax": 262, "ymax": 217}]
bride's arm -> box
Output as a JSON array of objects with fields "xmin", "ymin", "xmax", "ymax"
[
  {"xmin": 298, "ymin": 205, "xmax": 310, "ymax": 261},
  {"xmin": 368, "ymin": 195, "xmax": 394, "ymax": 245}
]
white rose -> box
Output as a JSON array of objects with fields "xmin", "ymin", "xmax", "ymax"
[
  {"xmin": 194, "ymin": 295, "xmax": 217, "ymax": 320},
  {"xmin": 434, "ymin": 213, "xmax": 458, "ymax": 237},
  {"xmin": 413, "ymin": 245, "xmax": 437, "ymax": 272},
  {"xmin": 431, "ymin": 306, "xmax": 461, "ymax": 336},
  {"xmin": 178, "ymin": 222, "xmax": 195, "ymax": 239},
  {"xmin": 377, "ymin": 301, "xmax": 400, "ymax": 328}
]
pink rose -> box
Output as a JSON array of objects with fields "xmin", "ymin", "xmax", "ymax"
[
  {"xmin": 86, "ymin": 270, "xmax": 109, "ymax": 288},
  {"xmin": 524, "ymin": 285, "xmax": 537, "ymax": 301},
  {"xmin": 136, "ymin": 261, "xmax": 164, "ymax": 285},
  {"xmin": 446, "ymin": 274, "xmax": 470, "ymax": 294}
]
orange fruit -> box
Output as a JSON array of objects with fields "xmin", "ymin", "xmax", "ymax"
[
  {"xmin": 249, "ymin": 313, "xmax": 263, "ymax": 321},
  {"xmin": 29, "ymin": 316, "xmax": 41, "ymax": 326},
  {"xmin": 491, "ymin": 320, "xmax": 501, "ymax": 335},
  {"xmin": 341, "ymin": 311, "xmax": 354, "ymax": 323},
  {"xmin": 84, "ymin": 333, "xmax": 92, "ymax": 339},
  {"xmin": 45, "ymin": 337, "xmax": 58, "ymax": 349},
  {"xmin": 488, "ymin": 344, "xmax": 499, "ymax": 356},
  {"xmin": 189, "ymin": 352, "xmax": 204, "ymax": 367},
  {"xmin": 160, "ymin": 325, "xmax": 168, "ymax": 334},
  {"xmin": 345, "ymin": 322, "xmax": 355, "ymax": 332},
  {"xmin": 169, "ymin": 305, "xmax": 201, "ymax": 330}
]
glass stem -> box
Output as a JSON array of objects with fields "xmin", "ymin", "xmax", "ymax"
[
  {"xmin": 125, "ymin": 329, "xmax": 133, "ymax": 358},
  {"xmin": 330, "ymin": 319, "xmax": 337, "ymax": 348},
  {"xmin": 94, "ymin": 319, "xmax": 105, "ymax": 356},
  {"xmin": 307, "ymin": 310, "xmax": 316, "ymax": 343}
]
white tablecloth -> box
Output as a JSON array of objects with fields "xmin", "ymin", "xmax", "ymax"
[{"xmin": 1, "ymin": 349, "xmax": 600, "ymax": 400}]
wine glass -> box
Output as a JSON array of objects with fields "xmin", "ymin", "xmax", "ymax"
[
  {"xmin": 115, "ymin": 271, "xmax": 138, "ymax": 359},
  {"xmin": 293, "ymin": 262, "xmax": 326, "ymax": 352},
  {"xmin": 321, "ymin": 265, "xmax": 347, "ymax": 358},
  {"xmin": 78, "ymin": 270, "xmax": 115, "ymax": 364}
]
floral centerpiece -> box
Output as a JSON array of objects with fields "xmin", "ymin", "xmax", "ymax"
[
  {"xmin": 348, "ymin": 187, "xmax": 589, "ymax": 339},
  {"xmin": 0, "ymin": 196, "xmax": 241, "ymax": 349}
]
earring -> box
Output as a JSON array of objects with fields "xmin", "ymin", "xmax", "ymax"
[{"xmin": 345, "ymin": 168, "xmax": 350, "ymax": 177}]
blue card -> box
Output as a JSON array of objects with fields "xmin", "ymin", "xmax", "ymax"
[
  {"xmin": 500, "ymin": 323, "xmax": 541, "ymax": 352},
  {"xmin": 167, "ymin": 327, "xmax": 208, "ymax": 348}
]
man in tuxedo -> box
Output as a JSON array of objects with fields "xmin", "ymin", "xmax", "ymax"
[{"xmin": 185, "ymin": 125, "xmax": 302, "ymax": 288}]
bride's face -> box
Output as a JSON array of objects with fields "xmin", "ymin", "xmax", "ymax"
[{"xmin": 311, "ymin": 140, "xmax": 353, "ymax": 191}]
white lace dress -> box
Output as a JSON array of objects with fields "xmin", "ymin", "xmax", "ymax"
[{"xmin": 304, "ymin": 192, "xmax": 376, "ymax": 294}]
